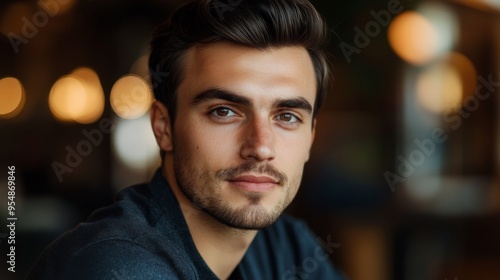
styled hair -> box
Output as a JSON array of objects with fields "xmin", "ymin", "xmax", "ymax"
[{"xmin": 149, "ymin": 0, "xmax": 330, "ymax": 124}]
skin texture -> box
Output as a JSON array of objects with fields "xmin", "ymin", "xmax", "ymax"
[{"xmin": 151, "ymin": 41, "xmax": 317, "ymax": 279}]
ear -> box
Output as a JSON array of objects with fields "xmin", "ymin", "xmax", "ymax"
[{"xmin": 150, "ymin": 101, "xmax": 173, "ymax": 152}]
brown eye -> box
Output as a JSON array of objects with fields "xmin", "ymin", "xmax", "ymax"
[
  {"xmin": 216, "ymin": 108, "xmax": 230, "ymax": 116},
  {"xmin": 276, "ymin": 113, "xmax": 299, "ymax": 123},
  {"xmin": 210, "ymin": 107, "xmax": 236, "ymax": 118},
  {"xmin": 280, "ymin": 113, "xmax": 293, "ymax": 122}
]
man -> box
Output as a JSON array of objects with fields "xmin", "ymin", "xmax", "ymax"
[{"xmin": 28, "ymin": 0, "xmax": 344, "ymax": 279}]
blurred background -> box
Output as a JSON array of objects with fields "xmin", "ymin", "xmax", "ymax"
[{"xmin": 0, "ymin": 0, "xmax": 499, "ymax": 279}]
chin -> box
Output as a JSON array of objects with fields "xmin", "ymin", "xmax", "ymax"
[{"xmin": 209, "ymin": 200, "xmax": 286, "ymax": 230}]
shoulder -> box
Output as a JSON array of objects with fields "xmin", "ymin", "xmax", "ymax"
[
  {"xmin": 29, "ymin": 237, "xmax": 196, "ymax": 280},
  {"xmin": 27, "ymin": 183, "xmax": 197, "ymax": 279}
]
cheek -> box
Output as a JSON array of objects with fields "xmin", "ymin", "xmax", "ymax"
[
  {"xmin": 277, "ymin": 131, "xmax": 312, "ymax": 161},
  {"xmin": 176, "ymin": 121, "xmax": 239, "ymax": 167},
  {"xmin": 274, "ymin": 148, "xmax": 307, "ymax": 183}
]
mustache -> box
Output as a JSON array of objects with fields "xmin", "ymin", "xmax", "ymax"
[{"xmin": 216, "ymin": 161, "xmax": 288, "ymax": 185}]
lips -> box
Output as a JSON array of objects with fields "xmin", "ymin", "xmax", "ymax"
[{"xmin": 228, "ymin": 174, "xmax": 279, "ymax": 192}]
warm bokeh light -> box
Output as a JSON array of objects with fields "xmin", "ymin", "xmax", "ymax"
[
  {"xmin": 110, "ymin": 75, "xmax": 153, "ymax": 119},
  {"xmin": 0, "ymin": 77, "xmax": 25, "ymax": 118},
  {"xmin": 0, "ymin": 3, "xmax": 34, "ymax": 36},
  {"xmin": 0, "ymin": 0, "xmax": 77, "ymax": 37},
  {"xmin": 388, "ymin": 4, "xmax": 458, "ymax": 65},
  {"xmin": 388, "ymin": 12, "xmax": 438, "ymax": 65},
  {"xmin": 49, "ymin": 76, "xmax": 87, "ymax": 122},
  {"xmin": 49, "ymin": 68, "xmax": 105, "ymax": 124},
  {"xmin": 36, "ymin": 0, "xmax": 77, "ymax": 15},
  {"xmin": 112, "ymin": 116, "xmax": 159, "ymax": 169},
  {"xmin": 416, "ymin": 62, "xmax": 463, "ymax": 114},
  {"xmin": 0, "ymin": 0, "xmax": 77, "ymax": 39},
  {"xmin": 445, "ymin": 52, "xmax": 478, "ymax": 97},
  {"xmin": 71, "ymin": 67, "xmax": 105, "ymax": 123},
  {"xmin": 415, "ymin": 52, "xmax": 477, "ymax": 114}
]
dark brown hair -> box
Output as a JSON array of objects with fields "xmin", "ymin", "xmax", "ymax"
[{"xmin": 149, "ymin": 0, "xmax": 330, "ymax": 124}]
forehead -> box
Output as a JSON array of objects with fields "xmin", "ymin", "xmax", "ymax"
[{"xmin": 177, "ymin": 41, "xmax": 317, "ymax": 104}]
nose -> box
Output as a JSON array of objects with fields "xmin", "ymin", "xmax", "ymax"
[{"xmin": 240, "ymin": 116, "xmax": 276, "ymax": 161}]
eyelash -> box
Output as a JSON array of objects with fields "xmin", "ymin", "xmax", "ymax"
[
  {"xmin": 208, "ymin": 106, "xmax": 303, "ymax": 127},
  {"xmin": 275, "ymin": 112, "xmax": 302, "ymax": 127},
  {"xmin": 209, "ymin": 106, "xmax": 238, "ymax": 120}
]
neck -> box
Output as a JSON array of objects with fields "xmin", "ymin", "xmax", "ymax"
[
  {"xmin": 162, "ymin": 158, "xmax": 257, "ymax": 280},
  {"xmin": 185, "ymin": 207, "xmax": 257, "ymax": 279}
]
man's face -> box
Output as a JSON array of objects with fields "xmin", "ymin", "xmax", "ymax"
[{"xmin": 170, "ymin": 41, "xmax": 317, "ymax": 230}]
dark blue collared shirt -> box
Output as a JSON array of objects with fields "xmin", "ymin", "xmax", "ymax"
[{"xmin": 27, "ymin": 170, "xmax": 345, "ymax": 280}]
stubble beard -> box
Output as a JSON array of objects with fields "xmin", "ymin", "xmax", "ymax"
[{"xmin": 173, "ymin": 150, "xmax": 299, "ymax": 230}]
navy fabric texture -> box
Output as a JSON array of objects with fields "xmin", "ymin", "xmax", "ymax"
[{"xmin": 27, "ymin": 170, "xmax": 345, "ymax": 280}]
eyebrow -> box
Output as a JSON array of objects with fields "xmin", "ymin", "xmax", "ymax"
[
  {"xmin": 192, "ymin": 88, "xmax": 252, "ymax": 106},
  {"xmin": 191, "ymin": 88, "xmax": 313, "ymax": 114},
  {"xmin": 273, "ymin": 97, "xmax": 312, "ymax": 114}
]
